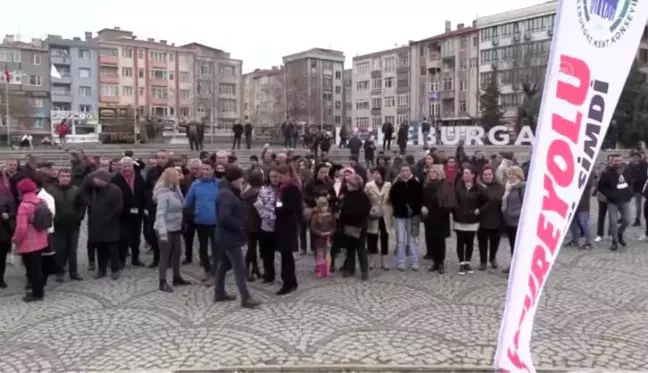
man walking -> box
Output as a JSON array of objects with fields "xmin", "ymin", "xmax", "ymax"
[{"xmin": 51, "ymin": 169, "xmax": 85, "ymax": 282}]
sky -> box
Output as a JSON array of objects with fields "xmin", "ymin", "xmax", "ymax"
[{"xmin": 5, "ymin": 0, "xmax": 547, "ymax": 73}]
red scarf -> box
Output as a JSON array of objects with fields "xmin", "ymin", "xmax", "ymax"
[{"xmin": 123, "ymin": 172, "xmax": 134, "ymax": 192}]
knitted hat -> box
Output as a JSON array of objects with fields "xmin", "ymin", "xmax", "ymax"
[{"xmin": 17, "ymin": 178, "xmax": 37, "ymax": 194}]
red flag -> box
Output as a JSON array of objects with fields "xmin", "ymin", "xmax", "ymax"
[{"xmin": 4, "ymin": 65, "xmax": 9, "ymax": 83}]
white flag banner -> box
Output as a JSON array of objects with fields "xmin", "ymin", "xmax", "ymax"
[
  {"xmin": 495, "ymin": 1, "xmax": 648, "ymax": 372},
  {"xmin": 50, "ymin": 65, "xmax": 61, "ymax": 79}
]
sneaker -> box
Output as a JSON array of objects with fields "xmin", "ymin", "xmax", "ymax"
[
  {"xmin": 0, "ymin": 279, "xmax": 7, "ymax": 289},
  {"xmin": 478, "ymin": 262, "xmax": 487, "ymax": 271},
  {"xmin": 241, "ymin": 298, "xmax": 261, "ymax": 309},
  {"xmin": 490, "ymin": 259, "xmax": 499, "ymax": 269},
  {"xmin": 411, "ymin": 263, "xmax": 420, "ymax": 271},
  {"xmin": 465, "ymin": 264, "xmax": 474, "ymax": 274},
  {"xmin": 214, "ymin": 294, "xmax": 236, "ymax": 302},
  {"xmin": 594, "ymin": 236, "xmax": 603, "ymax": 243},
  {"xmin": 582, "ymin": 244, "xmax": 593, "ymax": 250},
  {"xmin": 458, "ymin": 264, "xmax": 466, "ymax": 276},
  {"xmin": 397, "ymin": 264, "xmax": 407, "ymax": 271}
]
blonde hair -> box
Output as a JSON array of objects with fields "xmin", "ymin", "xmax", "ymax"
[
  {"xmin": 507, "ymin": 166, "xmax": 525, "ymax": 181},
  {"xmin": 154, "ymin": 168, "xmax": 180, "ymax": 191},
  {"xmin": 427, "ymin": 165, "xmax": 445, "ymax": 180}
]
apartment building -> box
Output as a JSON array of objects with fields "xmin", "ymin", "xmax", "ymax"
[
  {"xmin": 352, "ymin": 46, "xmax": 409, "ymax": 134},
  {"xmin": 343, "ymin": 69, "xmax": 352, "ymax": 129},
  {"xmin": 45, "ymin": 34, "xmax": 99, "ymax": 138},
  {"xmin": 0, "ymin": 35, "xmax": 51, "ymax": 139},
  {"xmin": 283, "ymin": 48, "xmax": 345, "ymax": 126},
  {"xmin": 476, "ymin": 2, "xmax": 556, "ymax": 119},
  {"xmin": 183, "ymin": 43, "xmax": 242, "ymax": 132},
  {"xmin": 241, "ymin": 67, "xmax": 285, "ymax": 126},
  {"xmin": 94, "ymin": 27, "xmax": 196, "ymax": 137},
  {"xmin": 409, "ymin": 21, "xmax": 479, "ymax": 127}
]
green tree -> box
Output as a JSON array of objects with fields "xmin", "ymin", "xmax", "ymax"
[
  {"xmin": 614, "ymin": 60, "xmax": 648, "ymax": 147},
  {"xmin": 479, "ymin": 69, "xmax": 504, "ymax": 138}
]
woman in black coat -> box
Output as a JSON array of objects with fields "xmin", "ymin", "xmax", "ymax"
[
  {"xmin": 273, "ymin": 164, "xmax": 302, "ymax": 295},
  {"xmin": 339, "ymin": 173, "xmax": 371, "ymax": 280},
  {"xmin": 422, "ymin": 166, "xmax": 455, "ymax": 274}
]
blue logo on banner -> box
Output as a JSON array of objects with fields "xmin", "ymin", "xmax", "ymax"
[{"xmin": 578, "ymin": 0, "xmax": 635, "ymax": 47}]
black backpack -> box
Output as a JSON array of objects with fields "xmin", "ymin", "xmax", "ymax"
[{"xmin": 26, "ymin": 200, "xmax": 53, "ymax": 232}]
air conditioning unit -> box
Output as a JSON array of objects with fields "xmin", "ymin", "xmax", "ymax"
[
  {"xmin": 547, "ymin": 27, "xmax": 554, "ymax": 36},
  {"xmin": 492, "ymin": 39, "xmax": 499, "ymax": 46},
  {"xmin": 524, "ymin": 33, "xmax": 531, "ymax": 41}
]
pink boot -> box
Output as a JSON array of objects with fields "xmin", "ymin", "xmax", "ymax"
[{"xmin": 315, "ymin": 255, "xmax": 325, "ymax": 278}]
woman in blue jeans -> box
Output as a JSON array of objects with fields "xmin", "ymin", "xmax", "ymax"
[{"xmin": 567, "ymin": 175, "xmax": 593, "ymax": 249}]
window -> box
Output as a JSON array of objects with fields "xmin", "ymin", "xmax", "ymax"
[
  {"xmin": 169, "ymin": 53, "xmax": 175, "ymax": 62},
  {"xmin": 122, "ymin": 67, "xmax": 133, "ymax": 77},
  {"xmin": 460, "ymin": 59, "xmax": 467, "ymax": 70},
  {"xmin": 150, "ymin": 69, "xmax": 167, "ymax": 80},
  {"xmin": 28, "ymin": 75, "xmax": 42, "ymax": 86},
  {"xmin": 74, "ymin": 49, "xmax": 88, "ymax": 59},
  {"xmin": 79, "ymin": 68, "xmax": 91, "ymax": 78},
  {"xmin": 460, "ymin": 80, "xmax": 466, "ymax": 91},
  {"xmin": 219, "ymin": 99, "xmax": 237, "ymax": 112},
  {"xmin": 335, "ymin": 86, "xmax": 341, "ymax": 94},
  {"xmin": 121, "ymin": 86, "xmax": 133, "ymax": 96},
  {"xmin": 355, "ymin": 62, "xmax": 369, "ymax": 75},
  {"xmin": 384, "ymin": 97, "xmax": 395, "ymax": 107},
  {"xmin": 400, "ymin": 55, "xmax": 409, "ymax": 67},
  {"xmin": 169, "ymin": 72, "xmax": 174, "ymax": 80},
  {"xmin": 371, "ymin": 98, "xmax": 381, "ymax": 109},
  {"xmin": 397, "ymin": 114, "xmax": 409, "ymax": 125},
  {"xmin": 430, "ymin": 80, "xmax": 440, "ymax": 92},
  {"xmin": 383, "ymin": 56, "xmax": 397, "ymax": 72},
  {"xmin": 372, "ymin": 78, "xmax": 382, "ymax": 91},
  {"xmin": 460, "ymin": 37, "xmax": 468, "ymax": 50},
  {"xmin": 459, "ymin": 100, "xmax": 467, "ymax": 113},
  {"xmin": 200, "ymin": 64, "xmax": 210, "ymax": 75},
  {"xmin": 180, "ymin": 90, "xmax": 192, "ymax": 100},
  {"xmin": 151, "ymin": 87, "xmax": 168, "ymax": 99},
  {"xmin": 397, "ymin": 93, "xmax": 409, "ymax": 108},
  {"xmin": 28, "ymin": 97, "xmax": 43, "ymax": 107},
  {"xmin": 180, "ymin": 72, "xmax": 190, "ymax": 82},
  {"xmin": 356, "ymin": 81, "xmax": 369, "ymax": 91},
  {"xmin": 50, "ymin": 48, "xmax": 68, "ymax": 57},
  {"xmin": 139, "ymin": 87, "xmax": 145, "ymax": 96},
  {"xmin": 219, "ymin": 65, "xmax": 236, "ymax": 78},
  {"xmin": 150, "ymin": 51, "xmax": 168, "ymax": 61},
  {"xmin": 384, "ymin": 115, "xmax": 394, "ymax": 124},
  {"xmin": 470, "ymin": 58, "xmax": 478, "ymax": 68},
  {"xmin": 138, "ymin": 49, "xmax": 145, "ymax": 59},
  {"xmin": 219, "ymin": 83, "xmax": 236, "ymax": 95},
  {"xmin": 79, "ymin": 105, "xmax": 92, "ymax": 112},
  {"xmin": 335, "ymin": 115, "xmax": 341, "ymax": 124},
  {"xmin": 100, "ymin": 48, "xmax": 118, "ymax": 57},
  {"xmin": 100, "ymin": 85, "xmax": 119, "ymax": 96},
  {"xmin": 0, "ymin": 50, "xmax": 20, "ymax": 62},
  {"xmin": 442, "ymin": 78, "xmax": 453, "ymax": 91},
  {"xmin": 333, "ymin": 101, "xmax": 340, "ymax": 109},
  {"xmin": 32, "ymin": 54, "xmax": 42, "ymax": 65},
  {"xmin": 355, "ymin": 101, "xmax": 369, "ymax": 110},
  {"xmin": 179, "ymin": 107, "xmax": 190, "ymax": 117},
  {"xmin": 384, "ymin": 77, "xmax": 395, "ymax": 88},
  {"xmin": 139, "ymin": 69, "xmax": 144, "ymax": 79},
  {"xmin": 372, "ymin": 116, "xmax": 382, "ymax": 127},
  {"xmin": 122, "ymin": 48, "xmax": 133, "ymax": 58},
  {"xmin": 372, "ymin": 58, "xmax": 381, "ymax": 70},
  {"xmin": 79, "ymin": 86, "xmax": 92, "ymax": 96},
  {"xmin": 335, "ymin": 71, "xmax": 341, "ymax": 79},
  {"xmin": 100, "ymin": 66, "xmax": 118, "ymax": 78}
]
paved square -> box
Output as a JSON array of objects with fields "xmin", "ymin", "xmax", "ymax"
[{"xmin": 1, "ymin": 204, "xmax": 647, "ymax": 372}]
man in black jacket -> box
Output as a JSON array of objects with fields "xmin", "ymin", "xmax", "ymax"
[
  {"xmin": 214, "ymin": 167, "xmax": 260, "ymax": 308},
  {"xmin": 244, "ymin": 121, "xmax": 253, "ymax": 149},
  {"xmin": 84, "ymin": 169, "xmax": 123, "ymax": 279},
  {"xmin": 232, "ymin": 122, "xmax": 244, "ymax": 150},
  {"xmin": 598, "ymin": 155, "xmax": 633, "ymax": 251},
  {"xmin": 112, "ymin": 157, "xmax": 146, "ymax": 268},
  {"xmin": 382, "ymin": 122, "xmax": 393, "ymax": 151},
  {"xmin": 51, "ymin": 169, "xmax": 86, "ymax": 282},
  {"xmin": 627, "ymin": 152, "xmax": 647, "ymax": 226}
]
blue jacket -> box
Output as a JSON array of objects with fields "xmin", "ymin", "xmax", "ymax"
[
  {"xmin": 217, "ymin": 180, "xmax": 246, "ymax": 249},
  {"xmin": 184, "ymin": 178, "xmax": 220, "ymax": 225}
]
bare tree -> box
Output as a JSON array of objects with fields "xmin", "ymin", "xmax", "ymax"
[
  {"xmin": 0, "ymin": 92, "xmax": 34, "ymax": 131},
  {"xmin": 514, "ymin": 42, "xmax": 549, "ymax": 134}
]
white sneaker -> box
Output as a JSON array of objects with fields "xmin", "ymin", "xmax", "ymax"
[
  {"xmin": 411, "ymin": 263, "xmax": 420, "ymax": 271},
  {"xmin": 594, "ymin": 236, "xmax": 603, "ymax": 243},
  {"xmin": 397, "ymin": 264, "xmax": 407, "ymax": 271}
]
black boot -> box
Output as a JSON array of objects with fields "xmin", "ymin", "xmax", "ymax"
[
  {"xmin": 159, "ymin": 280, "xmax": 173, "ymax": 293},
  {"xmin": 172, "ymin": 276, "xmax": 191, "ymax": 286}
]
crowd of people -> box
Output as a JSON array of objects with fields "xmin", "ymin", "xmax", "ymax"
[{"xmin": 0, "ymin": 142, "xmax": 643, "ymax": 309}]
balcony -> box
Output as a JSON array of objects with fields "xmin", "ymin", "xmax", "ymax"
[
  {"xmin": 151, "ymin": 97, "xmax": 169, "ymax": 105},
  {"xmin": 150, "ymin": 60, "xmax": 167, "ymax": 69},
  {"xmin": 441, "ymin": 91, "xmax": 455, "ymax": 100},
  {"xmin": 99, "ymin": 74, "xmax": 119, "ymax": 84},
  {"xmin": 51, "ymin": 74, "xmax": 72, "ymax": 85},
  {"xmin": 150, "ymin": 78, "xmax": 169, "ymax": 87},
  {"xmin": 427, "ymin": 59, "xmax": 441, "ymax": 70},
  {"xmin": 100, "ymin": 95, "xmax": 120, "ymax": 104},
  {"xmin": 50, "ymin": 55, "xmax": 70, "ymax": 65},
  {"xmin": 99, "ymin": 55, "xmax": 119, "ymax": 65},
  {"xmin": 51, "ymin": 92, "xmax": 72, "ymax": 103}
]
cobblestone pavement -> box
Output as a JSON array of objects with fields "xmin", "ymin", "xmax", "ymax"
[{"xmin": 1, "ymin": 204, "xmax": 647, "ymax": 373}]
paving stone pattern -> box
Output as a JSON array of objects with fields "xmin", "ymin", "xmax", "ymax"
[{"xmin": 1, "ymin": 202, "xmax": 647, "ymax": 372}]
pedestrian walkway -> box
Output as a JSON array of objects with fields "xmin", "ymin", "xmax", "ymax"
[{"xmin": 1, "ymin": 206, "xmax": 647, "ymax": 372}]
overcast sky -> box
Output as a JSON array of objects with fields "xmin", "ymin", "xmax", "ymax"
[{"xmin": 5, "ymin": 0, "xmax": 546, "ymax": 72}]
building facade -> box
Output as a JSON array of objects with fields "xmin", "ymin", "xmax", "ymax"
[
  {"xmin": 45, "ymin": 34, "xmax": 99, "ymax": 139},
  {"xmin": 409, "ymin": 21, "xmax": 479, "ymax": 127},
  {"xmin": 343, "ymin": 68, "xmax": 352, "ymax": 130},
  {"xmin": 0, "ymin": 35, "xmax": 51, "ymax": 140},
  {"xmin": 352, "ymin": 46, "xmax": 409, "ymax": 134},
  {"xmin": 476, "ymin": 2, "xmax": 556, "ymax": 119},
  {"xmin": 183, "ymin": 43, "xmax": 242, "ymax": 133},
  {"xmin": 241, "ymin": 67, "xmax": 285, "ymax": 126},
  {"xmin": 283, "ymin": 48, "xmax": 345, "ymax": 126}
]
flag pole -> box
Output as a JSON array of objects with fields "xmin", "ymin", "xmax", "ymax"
[{"xmin": 4, "ymin": 80, "xmax": 9, "ymax": 147}]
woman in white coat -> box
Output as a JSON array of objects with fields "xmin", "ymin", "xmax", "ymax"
[{"xmin": 364, "ymin": 166, "xmax": 393, "ymax": 270}]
